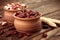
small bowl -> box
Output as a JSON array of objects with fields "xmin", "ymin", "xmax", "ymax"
[
  {"xmin": 4, "ymin": 8, "xmax": 20, "ymax": 23},
  {"xmin": 13, "ymin": 13, "xmax": 42, "ymax": 33}
]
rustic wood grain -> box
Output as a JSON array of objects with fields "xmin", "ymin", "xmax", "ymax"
[{"xmin": 0, "ymin": 0, "xmax": 60, "ymax": 40}]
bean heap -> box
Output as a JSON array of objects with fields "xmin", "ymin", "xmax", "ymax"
[
  {"xmin": 4, "ymin": 2, "xmax": 26, "ymax": 10},
  {"xmin": 16, "ymin": 10, "xmax": 40, "ymax": 18}
]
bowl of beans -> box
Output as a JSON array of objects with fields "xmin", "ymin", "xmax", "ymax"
[{"xmin": 13, "ymin": 9, "xmax": 42, "ymax": 34}]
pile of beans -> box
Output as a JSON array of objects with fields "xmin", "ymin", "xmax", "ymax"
[
  {"xmin": 4, "ymin": 2, "xmax": 26, "ymax": 10},
  {"xmin": 15, "ymin": 10, "xmax": 40, "ymax": 18}
]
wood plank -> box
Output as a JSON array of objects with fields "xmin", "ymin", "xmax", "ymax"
[
  {"xmin": 25, "ymin": 29, "xmax": 51, "ymax": 40},
  {"xmin": 49, "ymin": 36, "xmax": 60, "ymax": 40},
  {"xmin": 43, "ymin": 10, "xmax": 60, "ymax": 20},
  {"xmin": 33, "ymin": 4, "xmax": 60, "ymax": 15},
  {"xmin": 0, "ymin": 0, "xmax": 60, "ymax": 40}
]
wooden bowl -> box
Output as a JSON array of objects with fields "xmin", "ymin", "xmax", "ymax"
[
  {"xmin": 13, "ymin": 13, "xmax": 42, "ymax": 33},
  {"xmin": 4, "ymin": 8, "xmax": 20, "ymax": 23}
]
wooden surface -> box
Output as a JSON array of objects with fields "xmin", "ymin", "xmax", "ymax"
[{"xmin": 0, "ymin": 0, "xmax": 60, "ymax": 40}]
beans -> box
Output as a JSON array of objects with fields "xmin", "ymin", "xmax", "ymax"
[{"xmin": 16, "ymin": 10, "xmax": 40, "ymax": 18}]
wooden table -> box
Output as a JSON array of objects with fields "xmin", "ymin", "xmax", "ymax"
[{"xmin": 0, "ymin": 0, "xmax": 60, "ymax": 40}]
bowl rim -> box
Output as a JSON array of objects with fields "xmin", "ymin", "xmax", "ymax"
[{"xmin": 13, "ymin": 12, "xmax": 42, "ymax": 20}]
